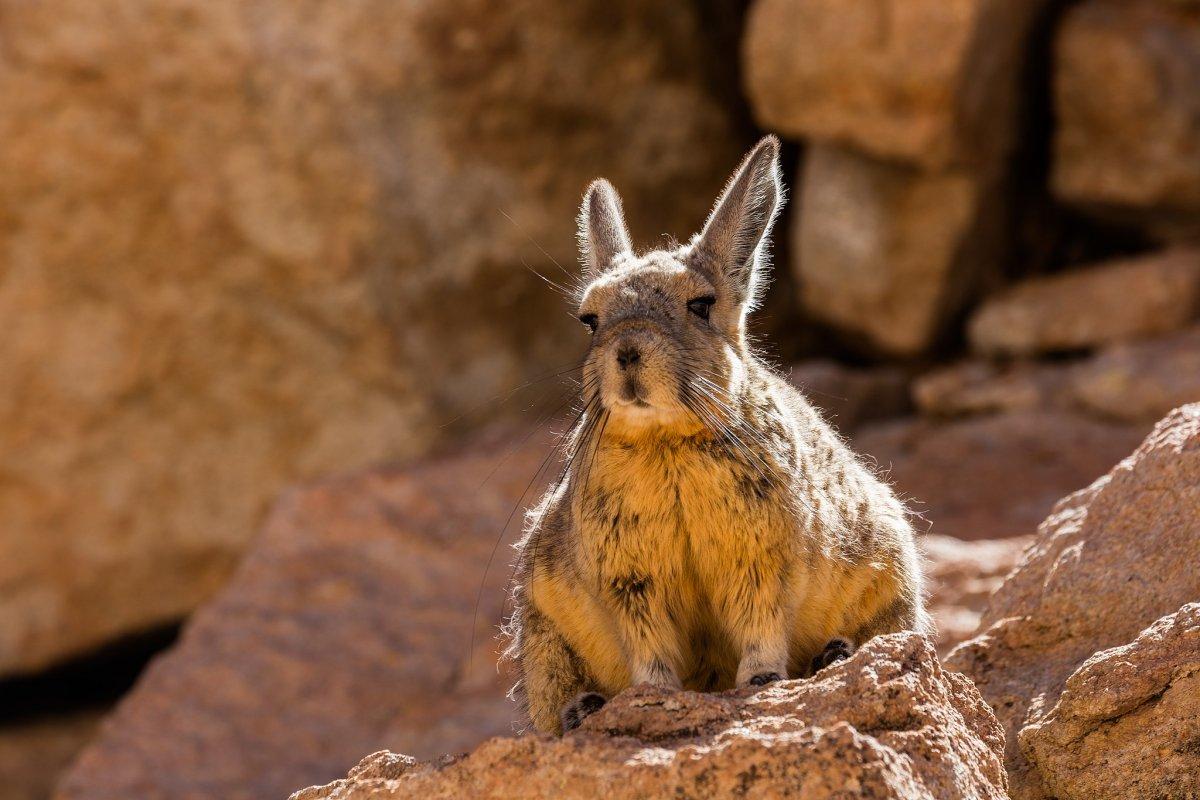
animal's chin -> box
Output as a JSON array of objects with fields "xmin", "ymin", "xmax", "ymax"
[{"xmin": 604, "ymin": 397, "xmax": 695, "ymax": 434}]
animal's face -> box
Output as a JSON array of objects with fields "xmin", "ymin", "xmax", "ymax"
[{"xmin": 573, "ymin": 137, "xmax": 783, "ymax": 438}]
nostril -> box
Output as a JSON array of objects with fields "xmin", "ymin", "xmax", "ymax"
[{"xmin": 616, "ymin": 347, "xmax": 640, "ymax": 369}]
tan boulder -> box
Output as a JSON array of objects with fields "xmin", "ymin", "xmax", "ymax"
[
  {"xmin": 856, "ymin": 411, "xmax": 1145, "ymax": 540},
  {"xmin": 743, "ymin": 0, "xmax": 1049, "ymax": 170},
  {"xmin": 794, "ymin": 145, "xmax": 1004, "ymax": 354},
  {"xmin": 921, "ymin": 534, "xmax": 1030, "ymax": 654},
  {"xmin": 967, "ymin": 249, "xmax": 1200, "ymax": 356},
  {"xmin": 0, "ymin": 0, "xmax": 742, "ymax": 676},
  {"xmin": 1053, "ymin": 0, "xmax": 1200, "ymax": 232},
  {"xmin": 913, "ymin": 360, "xmax": 1072, "ymax": 417},
  {"xmin": 945, "ymin": 404, "xmax": 1200, "ymax": 799},
  {"xmin": 290, "ymin": 633, "xmax": 1008, "ymax": 800},
  {"xmin": 1020, "ymin": 603, "xmax": 1200, "ymax": 800}
]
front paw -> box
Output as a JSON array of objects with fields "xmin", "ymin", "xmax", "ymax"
[
  {"xmin": 560, "ymin": 692, "xmax": 607, "ymax": 733},
  {"xmin": 748, "ymin": 671, "xmax": 783, "ymax": 686},
  {"xmin": 810, "ymin": 637, "xmax": 855, "ymax": 674}
]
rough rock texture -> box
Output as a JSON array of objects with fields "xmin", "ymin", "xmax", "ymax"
[
  {"xmin": 54, "ymin": 427, "xmax": 553, "ymax": 800},
  {"xmin": 1020, "ymin": 603, "xmax": 1200, "ymax": 800},
  {"xmin": 787, "ymin": 359, "xmax": 911, "ymax": 433},
  {"xmin": 0, "ymin": 0, "xmax": 742, "ymax": 677},
  {"xmin": 289, "ymin": 634, "xmax": 1008, "ymax": 800},
  {"xmin": 1053, "ymin": 0, "xmax": 1200, "ymax": 232},
  {"xmin": 1070, "ymin": 326, "xmax": 1200, "ymax": 422},
  {"xmin": 744, "ymin": 0, "xmax": 1049, "ymax": 170},
  {"xmin": 795, "ymin": 145, "xmax": 1003, "ymax": 354},
  {"xmin": 968, "ymin": 249, "xmax": 1200, "ymax": 356},
  {"xmin": 0, "ymin": 711, "xmax": 102, "ymax": 800},
  {"xmin": 921, "ymin": 535, "xmax": 1030, "ymax": 654},
  {"xmin": 946, "ymin": 404, "xmax": 1200, "ymax": 799},
  {"xmin": 856, "ymin": 411, "xmax": 1145, "ymax": 541}
]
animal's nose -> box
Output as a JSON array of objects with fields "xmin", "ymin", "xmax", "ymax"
[{"xmin": 616, "ymin": 346, "xmax": 640, "ymax": 370}]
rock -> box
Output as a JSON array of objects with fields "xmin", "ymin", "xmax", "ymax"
[
  {"xmin": 289, "ymin": 633, "xmax": 1008, "ymax": 800},
  {"xmin": 913, "ymin": 361, "xmax": 1072, "ymax": 417},
  {"xmin": 0, "ymin": 0, "xmax": 742, "ymax": 676},
  {"xmin": 0, "ymin": 711, "xmax": 103, "ymax": 800},
  {"xmin": 743, "ymin": 0, "xmax": 1050, "ymax": 170},
  {"xmin": 1070, "ymin": 326, "xmax": 1200, "ymax": 422},
  {"xmin": 967, "ymin": 249, "xmax": 1200, "ymax": 356},
  {"xmin": 55, "ymin": 427, "xmax": 554, "ymax": 800},
  {"xmin": 856, "ymin": 411, "xmax": 1146, "ymax": 540},
  {"xmin": 921, "ymin": 534, "xmax": 1031, "ymax": 654},
  {"xmin": 795, "ymin": 145, "xmax": 1004, "ymax": 355},
  {"xmin": 945, "ymin": 404, "xmax": 1200, "ymax": 799},
  {"xmin": 1053, "ymin": 0, "xmax": 1200, "ymax": 233},
  {"xmin": 1019, "ymin": 603, "xmax": 1200, "ymax": 800},
  {"xmin": 787, "ymin": 359, "xmax": 911, "ymax": 432}
]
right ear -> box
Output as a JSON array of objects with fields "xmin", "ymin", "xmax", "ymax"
[{"xmin": 577, "ymin": 179, "xmax": 632, "ymax": 280}]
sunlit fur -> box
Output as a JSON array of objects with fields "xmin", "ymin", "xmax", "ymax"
[{"xmin": 503, "ymin": 137, "xmax": 931, "ymax": 734}]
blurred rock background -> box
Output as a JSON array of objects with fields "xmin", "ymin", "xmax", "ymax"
[{"xmin": 0, "ymin": 0, "xmax": 1197, "ymax": 798}]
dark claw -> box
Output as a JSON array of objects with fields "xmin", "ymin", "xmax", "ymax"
[
  {"xmin": 748, "ymin": 671, "xmax": 783, "ymax": 686},
  {"xmin": 560, "ymin": 691, "xmax": 607, "ymax": 733},
  {"xmin": 811, "ymin": 637, "xmax": 855, "ymax": 674}
]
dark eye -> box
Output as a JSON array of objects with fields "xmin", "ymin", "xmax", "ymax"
[
  {"xmin": 579, "ymin": 313, "xmax": 598, "ymax": 333},
  {"xmin": 687, "ymin": 296, "xmax": 715, "ymax": 320}
]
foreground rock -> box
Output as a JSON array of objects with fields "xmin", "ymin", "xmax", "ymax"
[
  {"xmin": 0, "ymin": 0, "xmax": 740, "ymax": 676},
  {"xmin": 794, "ymin": 145, "xmax": 1003, "ymax": 354},
  {"xmin": 921, "ymin": 535, "xmax": 1030, "ymax": 654},
  {"xmin": 856, "ymin": 411, "xmax": 1144, "ymax": 540},
  {"xmin": 744, "ymin": 0, "xmax": 1049, "ymax": 170},
  {"xmin": 967, "ymin": 249, "xmax": 1200, "ymax": 356},
  {"xmin": 1053, "ymin": 0, "xmax": 1200, "ymax": 234},
  {"xmin": 290, "ymin": 634, "xmax": 1008, "ymax": 800},
  {"xmin": 946, "ymin": 404, "xmax": 1200, "ymax": 799},
  {"xmin": 1020, "ymin": 603, "xmax": 1200, "ymax": 800},
  {"xmin": 55, "ymin": 428, "xmax": 550, "ymax": 800}
]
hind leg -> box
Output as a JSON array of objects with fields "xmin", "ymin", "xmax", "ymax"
[
  {"xmin": 515, "ymin": 603, "xmax": 603, "ymax": 735},
  {"xmin": 811, "ymin": 589, "xmax": 931, "ymax": 675}
]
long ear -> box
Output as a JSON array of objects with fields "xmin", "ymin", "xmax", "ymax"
[
  {"xmin": 693, "ymin": 135, "xmax": 783, "ymax": 306},
  {"xmin": 577, "ymin": 178, "xmax": 632, "ymax": 280}
]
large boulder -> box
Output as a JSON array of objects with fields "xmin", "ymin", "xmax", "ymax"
[
  {"xmin": 55, "ymin": 428, "xmax": 549, "ymax": 800},
  {"xmin": 743, "ymin": 0, "xmax": 1050, "ymax": 170},
  {"xmin": 946, "ymin": 404, "xmax": 1200, "ymax": 799},
  {"xmin": 856, "ymin": 411, "xmax": 1145, "ymax": 540},
  {"xmin": 794, "ymin": 145, "xmax": 1004, "ymax": 354},
  {"xmin": 1053, "ymin": 0, "xmax": 1200, "ymax": 234},
  {"xmin": 289, "ymin": 634, "xmax": 1008, "ymax": 800},
  {"xmin": 0, "ymin": 0, "xmax": 743, "ymax": 676},
  {"xmin": 1020, "ymin": 603, "xmax": 1200, "ymax": 800},
  {"xmin": 967, "ymin": 249, "xmax": 1200, "ymax": 356}
]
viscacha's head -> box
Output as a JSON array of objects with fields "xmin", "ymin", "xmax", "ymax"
[{"xmin": 574, "ymin": 136, "xmax": 784, "ymax": 439}]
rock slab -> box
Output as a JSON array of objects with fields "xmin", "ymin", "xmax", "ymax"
[
  {"xmin": 946, "ymin": 404, "xmax": 1200, "ymax": 799},
  {"xmin": 290, "ymin": 633, "xmax": 1009, "ymax": 800}
]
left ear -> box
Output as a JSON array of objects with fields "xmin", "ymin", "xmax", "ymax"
[{"xmin": 692, "ymin": 135, "xmax": 783, "ymax": 307}]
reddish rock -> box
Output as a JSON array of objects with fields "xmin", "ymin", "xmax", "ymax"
[
  {"xmin": 1053, "ymin": 0, "xmax": 1200, "ymax": 233},
  {"xmin": 921, "ymin": 534, "xmax": 1030, "ymax": 654},
  {"xmin": 54, "ymin": 428, "xmax": 552, "ymax": 800},
  {"xmin": 744, "ymin": 0, "xmax": 1050, "ymax": 170},
  {"xmin": 856, "ymin": 411, "xmax": 1146, "ymax": 540},
  {"xmin": 787, "ymin": 359, "xmax": 911, "ymax": 432},
  {"xmin": 1070, "ymin": 326, "xmax": 1200, "ymax": 422},
  {"xmin": 967, "ymin": 249, "xmax": 1200, "ymax": 356},
  {"xmin": 794, "ymin": 145, "xmax": 1004, "ymax": 355},
  {"xmin": 946, "ymin": 405, "xmax": 1200, "ymax": 799},
  {"xmin": 0, "ymin": 0, "xmax": 742, "ymax": 676},
  {"xmin": 289, "ymin": 634, "xmax": 1008, "ymax": 800},
  {"xmin": 1020, "ymin": 603, "xmax": 1200, "ymax": 800}
]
